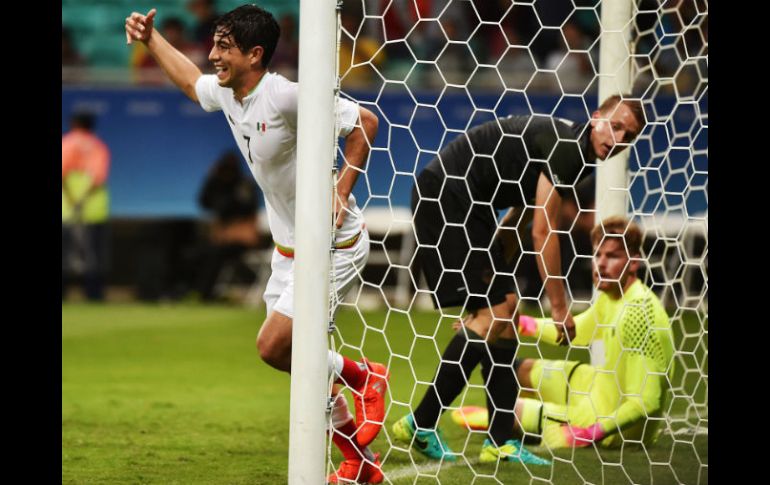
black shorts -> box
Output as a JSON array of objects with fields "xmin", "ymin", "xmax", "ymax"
[{"xmin": 411, "ymin": 169, "xmax": 515, "ymax": 311}]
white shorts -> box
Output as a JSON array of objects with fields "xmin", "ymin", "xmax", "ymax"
[{"xmin": 263, "ymin": 229, "xmax": 370, "ymax": 319}]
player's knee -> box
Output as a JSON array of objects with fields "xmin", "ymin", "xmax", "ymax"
[
  {"xmin": 469, "ymin": 300, "xmax": 514, "ymax": 338},
  {"xmin": 256, "ymin": 332, "xmax": 288, "ymax": 368},
  {"xmin": 466, "ymin": 309, "xmax": 496, "ymax": 336},
  {"xmin": 517, "ymin": 359, "xmax": 535, "ymax": 388},
  {"xmin": 256, "ymin": 333, "xmax": 272, "ymax": 362}
]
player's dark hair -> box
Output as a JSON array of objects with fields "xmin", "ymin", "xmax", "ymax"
[{"xmin": 215, "ymin": 4, "xmax": 280, "ymax": 68}]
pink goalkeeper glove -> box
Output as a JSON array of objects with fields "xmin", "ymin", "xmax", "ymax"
[
  {"xmin": 563, "ymin": 423, "xmax": 606, "ymax": 447},
  {"xmin": 517, "ymin": 315, "xmax": 538, "ymax": 337}
]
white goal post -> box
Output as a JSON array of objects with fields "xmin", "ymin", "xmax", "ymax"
[{"xmin": 289, "ymin": 0, "xmax": 337, "ymax": 483}]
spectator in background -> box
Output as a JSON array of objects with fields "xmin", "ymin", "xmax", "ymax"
[
  {"xmin": 339, "ymin": 8, "xmax": 385, "ymax": 88},
  {"xmin": 496, "ymin": 28, "xmax": 537, "ymax": 89},
  {"xmin": 62, "ymin": 26, "xmax": 87, "ymax": 84},
  {"xmin": 545, "ymin": 21, "xmax": 594, "ymax": 91},
  {"xmin": 428, "ymin": 14, "xmax": 475, "ymax": 87},
  {"xmin": 132, "ymin": 17, "xmax": 207, "ymax": 83},
  {"xmin": 62, "ymin": 112, "xmax": 111, "ymax": 301},
  {"xmin": 62, "ymin": 27, "xmax": 84, "ymax": 67},
  {"xmin": 365, "ymin": 0, "xmax": 433, "ymax": 62},
  {"xmin": 270, "ymin": 14, "xmax": 299, "ymax": 80},
  {"xmin": 471, "ymin": 0, "xmax": 512, "ymax": 64},
  {"xmin": 187, "ymin": 0, "xmax": 219, "ymax": 53},
  {"xmin": 194, "ymin": 151, "xmax": 261, "ymax": 302}
]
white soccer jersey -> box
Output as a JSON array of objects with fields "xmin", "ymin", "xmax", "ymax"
[{"xmin": 195, "ymin": 72, "xmax": 364, "ymax": 247}]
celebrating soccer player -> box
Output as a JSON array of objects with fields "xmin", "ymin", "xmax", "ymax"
[{"xmin": 126, "ymin": 6, "xmax": 387, "ymax": 483}]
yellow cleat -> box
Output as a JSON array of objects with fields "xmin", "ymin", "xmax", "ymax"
[{"xmin": 479, "ymin": 439, "xmax": 551, "ymax": 465}]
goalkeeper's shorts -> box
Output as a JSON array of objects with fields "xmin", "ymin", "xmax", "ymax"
[
  {"xmin": 520, "ymin": 359, "xmax": 599, "ymax": 435},
  {"xmin": 529, "ymin": 359, "xmax": 593, "ymax": 406},
  {"xmin": 523, "ymin": 359, "xmax": 661, "ymax": 447}
]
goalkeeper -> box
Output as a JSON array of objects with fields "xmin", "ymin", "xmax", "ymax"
[{"xmin": 452, "ymin": 217, "xmax": 675, "ymax": 448}]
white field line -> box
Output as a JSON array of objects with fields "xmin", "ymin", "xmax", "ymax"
[
  {"xmin": 381, "ymin": 413, "xmax": 707, "ymax": 483},
  {"xmin": 385, "ymin": 458, "xmax": 479, "ymax": 482}
]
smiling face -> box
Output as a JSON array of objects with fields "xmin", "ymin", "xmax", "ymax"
[
  {"xmin": 207, "ymin": 5, "xmax": 280, "ymax": 95},
  {"xmin": 208, "ymin": 30, "xmax": 263, "ymax": 90},
  {"xmin": 589, "ymin": 101, "xmax": 642, "ymax": 160}
]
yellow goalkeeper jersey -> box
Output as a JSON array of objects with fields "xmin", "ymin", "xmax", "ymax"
[{"xmin": 534, "ymin": 279, "xmax": 675, "ymax": 443}]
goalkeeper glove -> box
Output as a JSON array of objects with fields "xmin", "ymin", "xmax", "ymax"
[
  {"xmin": 567, "ymin": 423, "xmax": 605, "ymax": 447},
  {"xmin": 517, "ymin": 315, "xmax": 538, "ymax": 337},
  {"xmin": 543, "ymin": 423, "xmax": 606, "ymax": 448}
]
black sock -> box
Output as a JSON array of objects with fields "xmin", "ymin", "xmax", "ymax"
[
  {"xmin": 413, "ymin": 328, "xmax": 487, "ymax": 429},
  {"xmin": 480, "ymin": 338, "xmax": 518, "ymax": 447}
]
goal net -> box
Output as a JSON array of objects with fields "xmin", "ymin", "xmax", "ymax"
[{"xmin": 322, "ymin": 1, "xmax": 707, "ymax": 483}]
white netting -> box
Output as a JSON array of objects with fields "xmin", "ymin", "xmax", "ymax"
[{"xmin": 327, "ymin": 1, "xmax": 707, "ymax": 483}]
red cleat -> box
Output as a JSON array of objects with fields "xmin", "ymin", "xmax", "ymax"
[
  {"xmin": 353, "ymin": 359, "xmax": 389, "ymax": 447},
  {"xmin": 327, "ymin": 453, "xmax": 384, "ymax": 484}
]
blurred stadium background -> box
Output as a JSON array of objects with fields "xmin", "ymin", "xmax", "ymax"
[
  {"xmin": 62, "ymin": 1, "xmax": 707, "ymax": 483},
  {"xmin": 63, "ymin": 0, "xmax": 706, "ymax": 306}
]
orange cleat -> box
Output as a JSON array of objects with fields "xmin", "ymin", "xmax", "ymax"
[
  {"xmin": 353, "ymin": 359, "xmax": 389, "ymax": 447},
  {"xmin": 327, "ymin": 453, "xmax": 384, "ymax": 484}
]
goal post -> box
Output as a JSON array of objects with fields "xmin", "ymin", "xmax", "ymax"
[
  {"xmin": 593, "ymin": 0, "xmax": 634, "ymax": 366},
  {"xmin": 289, "ymin": 0, "xmax": 337, "ymax": 483}
]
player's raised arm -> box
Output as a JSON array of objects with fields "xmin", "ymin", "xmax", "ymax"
[{"xmin": 125, "ymin": 8, "xmax": 203, "ymax": 102}]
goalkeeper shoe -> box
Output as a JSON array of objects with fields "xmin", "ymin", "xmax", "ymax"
[
  {"xmin": 353, "ymin": 359, "xmax": 389, "ymax": 447},
  {"xmin": 391, "ymin": 414, "xmax": 457, "ymax": 462},
  {"xmin": 450, "ymin": 405, "xmax": 489, "ymax": 431},
  {"xmin": 479, "ymin": 438, "xmax": 551, "ymax": 465},
  {"xmin": 327, "ymin": 453, "xmax": 383, "ymax": 484}
]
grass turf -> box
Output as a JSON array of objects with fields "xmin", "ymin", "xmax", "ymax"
[{"xmin": 62, "ymin": 303, "xmax": 707, "ymax": 484}]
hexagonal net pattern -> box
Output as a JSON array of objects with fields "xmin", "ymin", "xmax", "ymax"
[{"xmin": 324, "ymin": 1, "xmax": 706, "ymax": 484}]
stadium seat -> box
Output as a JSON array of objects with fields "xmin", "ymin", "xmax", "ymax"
[
  {"xmin": 62, "ymin": 5, "xmax": 117, "ymax": 33},
  {"xmin": 80, "ymin": 32, "xmax": 132, "ymax": 67}
]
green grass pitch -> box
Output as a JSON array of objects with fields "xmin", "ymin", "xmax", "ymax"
[{"xmin": 63, "ymin": 303, "xmax": 707, "ymax": 484}]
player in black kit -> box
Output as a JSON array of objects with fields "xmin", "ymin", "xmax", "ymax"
[{"xmin": 392, "ymin": 95, "xmax": 645, "ymax": 463}]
